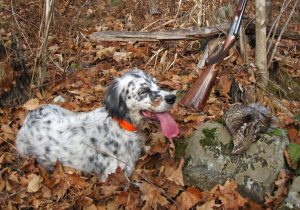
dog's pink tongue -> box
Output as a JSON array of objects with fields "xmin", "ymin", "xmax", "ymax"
[{"xmin": 155, "ymin": 112, "xmax": 179, "ymax": 139}]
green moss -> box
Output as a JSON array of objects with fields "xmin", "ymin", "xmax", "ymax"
[
  {"xmin": 294, "ymin": 114, "xmax": 300, "ymax": 123},
  {"xmin": 175, "ymin": 138, "xmax": 188, "ymax": 160},
  {"xmin": 111, "ymin": 0, "xmax": 122, "ymax": 6},
  {"xmin": 199, "ymin": 128, "xmax": 218, "ymax": 147},
  {"xmin": 267, "ymin": 128, "xmax": 285, "ymax": 137},
  {"xmin": 70, "ymin": 62, "xmax": 79, "ymax": 70},
  {"xmin": 215, "ymin": 118, "xmax": 225, "ymax": 125}
]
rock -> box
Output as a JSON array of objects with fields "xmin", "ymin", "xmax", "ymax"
[
  {"xmin": 278, "ymin": 176, "xmax": 300, "ymax": 210},
  {"xmin": 183, "ymin": 121, "xmax": 289, "ymax": 203}
]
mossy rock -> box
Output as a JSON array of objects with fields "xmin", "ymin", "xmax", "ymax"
[{"xmin": 183, "ymin": 121, "xmax": 289, "ymax": 203}]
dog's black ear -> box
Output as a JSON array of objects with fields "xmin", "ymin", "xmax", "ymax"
[{"xmin": 103, "ymin": 79, "xmax": 128, "ymax": 120}]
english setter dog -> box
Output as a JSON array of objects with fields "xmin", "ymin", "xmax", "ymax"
[{"xmin": 16, "ymin": 69, "xmax": 179, "ymax": 180}]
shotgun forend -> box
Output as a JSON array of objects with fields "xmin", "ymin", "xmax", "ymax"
[{"xmin": 180, "ymin": 0, "xmax": 248, "ymax": 111}]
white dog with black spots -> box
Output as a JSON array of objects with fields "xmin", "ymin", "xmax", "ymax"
[{"xmin": 16, "ymin": 69, "xmax": 179, "ymax": 180}]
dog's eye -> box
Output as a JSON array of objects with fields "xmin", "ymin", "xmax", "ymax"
[{"xmin": 139, "ymin": 88, "xmax": 151, "ymax": 95}]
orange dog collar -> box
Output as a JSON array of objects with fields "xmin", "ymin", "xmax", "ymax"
[{"xmin": 113, "ymin": 117, "xmax": 137, "ymax": 132}]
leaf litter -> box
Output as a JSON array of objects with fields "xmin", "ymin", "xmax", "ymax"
[{"xmin": 0, "ymin": 0, "xmax": 300, "ymax": 209}]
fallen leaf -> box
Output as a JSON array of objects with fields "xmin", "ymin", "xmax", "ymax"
[
  {"xmin": 219, "ymin": 75, "xmax": 232, "ymax": 99},
  {"xmin": 196, "ymin": 199, "xmax": 215, "ymax": 210},
  {"xmin": 27, "ymin": 175, "xmax": 43, "ymax": 193},
  {"xmin": 167, "ymin": 158, "xmax": 184, "ymax": 186},
  {"xmin": 51, "ymin": 179, "xmax": 70, "ymax": 200},
  {"xmin": 22, "ymin": 98, "xmax": 40, "ymax": 111},
  {"xmin": 113, "ymin": 51, "xmax": 132, "ymax": 63},
  {"xmin": 162, "ymin": 180, "xmax": 182, "ymax": 197},
  {"xmin": 140, "ymin": 182, "xmax": 168, "ymax": 210},
  {"xmin": 83, "ymin": 204, "xmax": 97, "ymax": 210},
  {"xmin": 218, "ymin": 181, "xmax": 248, "ymax": 209},
  {"xmin": 176, "ymin": 187, "xmax": 203, "ymax": 210},
  {"xmin": 116, "ymin": 191, "xmax": 128, "ymax": 206},
  {"xmin": 288, "ymin": 127, "xmax": 300, "ymax": 144},
  {"xmin": 184, "ymin": 114, "xmax": 206, "ymax": 123},
  {"xmin": 68, "ymin": 173, "xmax": 90, "ymax": 188},
  {"xmin": 1, "ymin": 124, "xmax": 15, "ymax": 141},
  {"xmin": 96, "ymin": 47, "xmax": 115, "ymax": 59},
  {"xmin": 98, "ymin": 186, "xmax": 120, "ymax": 199}
]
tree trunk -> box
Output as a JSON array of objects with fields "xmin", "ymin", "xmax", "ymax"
[
  {"xmin": 255, "ymin": 0, "xmax": 268, "ymax": 89},
  {"xmin": 0, "ymin": 36, "xmax": 30, "ymax": 108}
]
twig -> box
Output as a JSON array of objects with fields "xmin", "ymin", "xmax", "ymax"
[
  {"xmin": 2, "ymin": 6, "xmax": 40, "ymax": 30},
  {"xmin": 266, "ymin": 0, "xmax": 292, "ymax": 55},
  {"xmin": 267, "ymin": 0, "xmax": 299, "ymax": 69},
  {"xmin": 10, "ymin": 0, "xmax": 33, "ymax": 54},
  {"xmin": 172, "ymin": 0, "xmax": 183, "ymax": 29},
  {"xmin": 0, "ymin": 137, "xmax": 16, "ymax": 150}
]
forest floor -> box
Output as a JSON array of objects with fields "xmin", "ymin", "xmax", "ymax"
[{"xmin": 0, "ymin": 0, "xmax": 299, "ymax": 209}]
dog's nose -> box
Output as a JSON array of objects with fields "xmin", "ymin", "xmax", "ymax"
[{"xmin": 165, "ymin": 94, "xmax": 176, "ymax": 105}]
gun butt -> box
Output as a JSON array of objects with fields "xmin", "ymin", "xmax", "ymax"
[{"xmin": 180, "ymin": 64, "xmax": 220, "ymax": 111}]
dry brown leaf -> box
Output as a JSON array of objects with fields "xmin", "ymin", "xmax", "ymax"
[
  {"xmin": 183, "ymin": 114, "xmax": 206, "ymax": 123},
  {"xmin": 27, "ymin": 175, "xmax": 43, "ymax": 193},
  {"xmin": 23, "ymin": 98, "xmax": 40, "ymax": 111},
  {"xmin": 288, "ymin": 126, "xmax": 300, "ymax": 144},
  {"xmin": 277, "ymin": 113, "xmax": 294, "ymax": 125},
  {"xmin": 0, "ymin": 173, "xmax": 6, "ymax": 192},
  {"xmin": 1, "ymin": 124, "xmax": 15, "ymax": 141},
  {"xmin": 218, "ymin": 181, "xmax": 248, "ymax": 209},
  {"xmin": 176, "ymin": 187, "xmax": 203, "ymax": 210},
  {"xmin": 105, "ymin": 167, "xmax": 129, "ymax": 186},
  {"xmin": 116, "ymin": 191, "xmax": 128, "ymax": 206},
  {"xmin": 51, "ymin": 179, "xmax": 70, "ymax": 200},
  {"xmin": 162, "ymin": 180, "xmax": 182, "ymax": 197},
  {"xmin": 99, "ymin": 185, "xmax": 120, "ymax": 199},
  {"xmin": 196, "ymin": 199, "xmax": 215, "ymax": 210},
  {"xmin": 167, "ymin": 158, "xmax": 184, "ymax": 186},
  {"xmin": 219, "ymin": 75, "xmax": 232, "ymax": 99},
  {"xmin": 96, "ymin": 46, "xmax": 115, "ymax": 59},
  {"xmin": 83, "ymin": 204, "xmax": 97, "ymax": 210},
  {"xmin": 67, "ymin": 173, "xmax": 90, "ymax": 188},
  {"xmin": 140, "ymin": 182, "xmax": 168, "ymax": 210},
  {"xmin": 113, "ymin": 51, "xmax": 132, "ymax": 63}
]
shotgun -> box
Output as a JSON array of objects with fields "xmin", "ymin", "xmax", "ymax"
[{"xmin": 180, "ymin": 0, "xmax": 248, "ymax": 111}]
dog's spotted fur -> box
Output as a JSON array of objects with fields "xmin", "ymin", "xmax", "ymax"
[{"xmin": 16, "ymin": 69, "xmax": 176, "ymax": 180}]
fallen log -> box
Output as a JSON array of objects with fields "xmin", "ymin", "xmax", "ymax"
[
  {"xmin": 88, "ymin": 22, "xmax": 231, "ymax": 42},
  {"xmin": 88, "ymin": 20, "xmax": 300, "ymax": 42}
]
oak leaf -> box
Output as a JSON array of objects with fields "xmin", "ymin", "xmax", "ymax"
[
  {"xmin": 23, "ymin": 98, "xmax": 40, "ymax": 111},
  {"xmin": 196, "ymin": 199, "xmax": 215, "ymax": 210},
  {"xmin": 176, "ymin": 187, "xmax": 203, "ymax": 210},
  {"xmin": 140, "ymin": 182, "xmax": 168, "ymax": 210},
  {"xmin": 167, "ymin": 158, "xmax": 184, "ymax": 186},
  {"xmin": 27, "ymin": 175, "xmax": 43, "ymax": 193}
]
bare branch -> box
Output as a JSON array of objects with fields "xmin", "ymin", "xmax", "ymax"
[{"xmin": 89, "ymin": 22, "xmax": 231, "ymax": 42}]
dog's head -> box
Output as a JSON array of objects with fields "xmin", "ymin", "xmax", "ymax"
[{"xmin": 104, "ymin": 68, "xmax": 179, "ymax": 138}]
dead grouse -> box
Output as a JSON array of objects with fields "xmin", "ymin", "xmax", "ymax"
[{"xmin": 223, "ymin": 103, "xmax": 273, "ymax": 154}]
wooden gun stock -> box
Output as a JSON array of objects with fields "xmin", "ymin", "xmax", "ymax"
[
  {"xmin": 180, "ymin": 0, "xmax": 248, "ymax": 111},
  {"xmin": 181, "ymin": 63, "xmax": 220, "ymax": 111}
]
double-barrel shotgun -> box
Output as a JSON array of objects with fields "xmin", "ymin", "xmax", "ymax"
[{"xmin": 180, "ymin": 0, "xmax": 248, "ymax": 111}]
